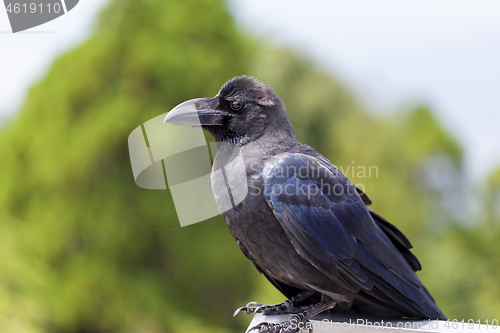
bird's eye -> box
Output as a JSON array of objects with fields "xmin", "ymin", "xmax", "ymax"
[{"xmin": 230, "ymin": 101, "xmax": 243, "ymax": 111}]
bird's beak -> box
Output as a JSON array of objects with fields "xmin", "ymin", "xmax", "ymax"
[{"xmin": 164, "ymin": 97, "xmax": 223, "ymax": 126}]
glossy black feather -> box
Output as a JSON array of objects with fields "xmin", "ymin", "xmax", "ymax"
[{"xmin": 260, "ymin": 147, "xmax": 444, "ymax": 319}]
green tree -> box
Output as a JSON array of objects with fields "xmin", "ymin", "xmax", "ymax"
[{"xmin": 0, "ymin": 0, "xmax": 253, "ymax": 332}]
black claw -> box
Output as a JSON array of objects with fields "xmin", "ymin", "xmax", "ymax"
[
  {"xmin": 233, "ymin": 307, "xmax": 245, "ymax": 317},
  {"xmin": 233, "ymin": 302, "xmax": 263, "ymax": 317}
]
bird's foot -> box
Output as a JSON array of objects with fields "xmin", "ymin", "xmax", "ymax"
[
  {"xmin": 233, "ymin": 302, "xmax": 264, "ymax": 316},
  {"xmin": 234, "ymin": 291, "xmax": 316, "ymax": 317},
  {"xmin": 247, "ymin": 315, "xmax": 305, "ymax": 333},
  {"xmin": 246, "ymin": 298, "xmax": 337, "ymax": 333}
]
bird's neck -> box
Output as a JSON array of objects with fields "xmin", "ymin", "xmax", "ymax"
[{"xmin": 232, "ymin": 125, "xmax": 296, "ymax": 161}]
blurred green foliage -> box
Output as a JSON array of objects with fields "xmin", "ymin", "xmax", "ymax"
[{"xmin": 0, "ymin": 0, "xmax": 499, "ymax": 332}]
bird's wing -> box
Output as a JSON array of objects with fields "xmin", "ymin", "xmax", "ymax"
[{"xmin": 261, "ymin": 152, "xmax": 445, "ymax": 319}]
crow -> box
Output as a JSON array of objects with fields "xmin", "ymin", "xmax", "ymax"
[{"xmin": 164, "ymin": 76, "xmax": 446, "ymax": 332}]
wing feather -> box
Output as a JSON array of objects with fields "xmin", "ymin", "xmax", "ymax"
[{"xmin": 262, "ymin": 152, "xmax": 445, "ymax": 319}]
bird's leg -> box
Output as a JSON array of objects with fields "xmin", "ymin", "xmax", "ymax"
[
  {"xmin": 233, "ymin": 291, "xmax": 315, "ymax": 316},
  {"xmin": 247, "ymin": 298, "xmax": 337, "ymax": 333}
]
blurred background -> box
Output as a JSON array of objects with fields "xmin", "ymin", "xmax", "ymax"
[{"xmin": 1, "ymin": 0, "xmax": 499, "ymax": 332}]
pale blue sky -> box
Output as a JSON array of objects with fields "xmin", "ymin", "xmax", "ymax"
[{"xmin": 1, "ymin": 0, "xmax": 499, "ymax": 180}]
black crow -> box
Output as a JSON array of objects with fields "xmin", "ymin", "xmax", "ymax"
[{"xmin": 164, "ymin": 76, "xmax": 446, "ymax": 332}]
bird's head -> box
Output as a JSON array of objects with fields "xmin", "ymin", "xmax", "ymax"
[{"xmin": 164, "ymin": 76, "xmax": 294, "ymax": 145}]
